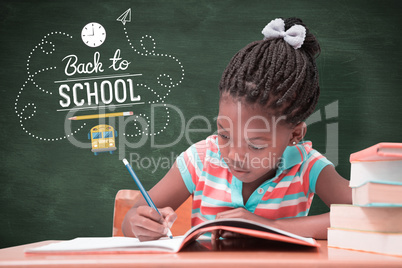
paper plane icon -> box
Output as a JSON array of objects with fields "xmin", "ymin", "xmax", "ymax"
[{"xmin": 117, "ymin": 8, "xmax": 131, "ymax": 25}]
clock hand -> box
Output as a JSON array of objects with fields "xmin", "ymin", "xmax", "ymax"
[
  {"xmin": 84, "ymin": 26, "xmax": 94, "ymax": 37},
  {"xmin": 86, "ymin": 25, "xmax": 94, "ymax": 36}
]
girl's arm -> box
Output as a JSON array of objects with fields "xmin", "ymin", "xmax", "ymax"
[
  {"xmin": 314, "ymin": 164, "xmax": 352, "ymax": 206},
  {"xmin": 213, "ymin": 209, "xmax": 331, "ymax": 239},
  {"xmin": 214, "ymin": 165, "xmax": 352, "ymax": 239},
  {"xmin": 122, "ymin": 162, "xmax": 191, "ymax": 240},
  {"xmin": 274, "ymin": 165, "xmax": 352, "ymax": 239}
]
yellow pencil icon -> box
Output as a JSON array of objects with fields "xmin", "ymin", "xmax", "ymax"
[{"xmin": 68, "ymin": 111, "xmax": 133, "ymax": 120}]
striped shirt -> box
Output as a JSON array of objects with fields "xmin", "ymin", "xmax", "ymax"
[{"xmin": 176, "ymin": 135, "xmax": 333, "ymax": 227}]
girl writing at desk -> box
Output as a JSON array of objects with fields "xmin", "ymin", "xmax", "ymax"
[{"xmin": 122, "ymin": 17, "xmax": 352, "ymax": 241}]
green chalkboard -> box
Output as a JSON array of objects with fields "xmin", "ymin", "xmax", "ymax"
[{"xmin": 1, "ymin": 0, "xmax": 401, "ymax": 248}]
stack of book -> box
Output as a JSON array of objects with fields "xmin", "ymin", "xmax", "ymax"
[{"xmin": 328, "ymin": 143, "xmax": 402, "ymax": 256}]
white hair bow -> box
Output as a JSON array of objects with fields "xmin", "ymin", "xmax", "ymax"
[{"xmin": 261, "ymin": 18, "xmax": 306, "ymax": 49}]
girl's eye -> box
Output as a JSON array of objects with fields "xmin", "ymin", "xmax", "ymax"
[
  {"xmin": 249, "ymin": 144, "xmax": 267, "ymax": 150},
  {"xmin": 218, "ymin": 133, "xmax": 229, "ymax": 139}
]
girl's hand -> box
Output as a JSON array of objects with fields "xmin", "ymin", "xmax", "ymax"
[
  {"xmin": 125, "ymin": 206, "xmax": 177, "ymax": 241},
  {"xmin": 211, "ymin": 208, "xmax": 272, "ymax": 240}
]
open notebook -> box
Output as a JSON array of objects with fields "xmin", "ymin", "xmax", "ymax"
[{"xmin": 26, "ymin": 218, "xmax": 319, "ymax": 254}]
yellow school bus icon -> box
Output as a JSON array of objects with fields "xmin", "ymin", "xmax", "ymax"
[{"xmin": 88, "ymin": 124, "xmax": 117, "ymax": 155}]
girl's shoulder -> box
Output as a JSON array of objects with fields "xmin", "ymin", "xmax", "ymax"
[
  {"xmin": 296, "ymin": 140, "xmax": 315, "ymax": 159},
  {"xmin": 191, "ymin": 134, "xmax": 219, "ymax": 152},
  {"xmin": 183, "ymin": 135, "xmax": 220, "ymax": 164},
  {"xmin": 296, "ymin": 141, "xmax": 333, "ymax": 171},
  {"xmin": 281, "ymin": 141, "xmax": 329, "ymax": 170}
]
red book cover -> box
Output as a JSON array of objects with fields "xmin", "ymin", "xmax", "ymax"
[{"xmin": 350, "ymin": 143, "xmax": 402, "ymax": 162}]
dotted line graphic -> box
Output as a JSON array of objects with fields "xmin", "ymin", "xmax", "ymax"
[
  {"xmin": 15, "ymin": 32, "xmax": 86, "ymax": 141},
  {"xmin": 29, "ymin": 67, "xmax": 57, "ymax": 95},
  {"xmin": 123, "ymin": 28, "xmax": 185, "ymax": 98},
  {"xmin": 19, "ymin": 102, "xmax": 36, "ymax": 120},
  {"xmin": 121, "ymin": 26, "xmax": 184, "ymax": 137},
  {"xmin": 124, "ymin": 84, "xmax": 170, "ymax": 137},
  {"xmin": 26, "ymin": 32, "xmax": 73, "ymax": 95}
]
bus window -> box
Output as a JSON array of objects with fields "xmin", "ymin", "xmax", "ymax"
[
  {"xmin": 103, "ymin": 131, "xmax": 113, "ymax": 138},
  {"xmin": 92, "ymin": 132, "xmax": 102, "ymax": 139}
]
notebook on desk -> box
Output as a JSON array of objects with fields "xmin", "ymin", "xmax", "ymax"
[{"xmin": 26, "ymin": 218, "xmax": 319, "ymax": 254}]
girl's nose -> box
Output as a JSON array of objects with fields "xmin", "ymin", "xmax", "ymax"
[{"xmin": 228, "ymin": 143, "xmax": 247, "ymax": 162}]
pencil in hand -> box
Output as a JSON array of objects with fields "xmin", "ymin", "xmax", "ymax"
[{"xmin": 122, "ymin": 158, "xmax": 173, "ymax": 239}]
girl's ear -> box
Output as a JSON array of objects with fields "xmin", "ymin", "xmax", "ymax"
[{"xmin": 289, "ymin": 122, "xmax": 307, "ymax": 146}]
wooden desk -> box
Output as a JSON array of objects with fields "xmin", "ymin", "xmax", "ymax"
[{"xmin": 0, "ymin": 240, "xmax": 401, "ymax": 267}]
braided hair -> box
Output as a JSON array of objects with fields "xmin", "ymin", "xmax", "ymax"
[{"xmin": 219, "ymin": 17, "xmax": 321, "ymax": 125}]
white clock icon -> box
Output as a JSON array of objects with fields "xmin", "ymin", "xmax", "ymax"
[{"xmin": 81, "ymin": 22, "xmax": 106, "ymax": 47}]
